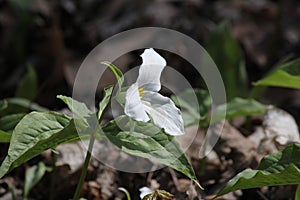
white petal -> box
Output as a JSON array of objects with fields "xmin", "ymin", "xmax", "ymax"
[
  {"xmin": 124, "ymin": 83, "xmax": 150, "ymax": 122},
  {"xmin": 142, "ymin": 92, "xmax": 184, "ymax": 136},
  {"xmin": 139, "ymin": 186, "xmax": 154, "ymax": 199},
  {"xmin": 137, "ymin": 48, "xmax": 166, "ymax": 92}
]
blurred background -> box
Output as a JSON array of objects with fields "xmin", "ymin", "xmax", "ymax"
[
  {"xmin": 1, "ymin": 1, "xmax": 300, "ymax": 199},
  {"xmin": 1, "ymin": 0, "xmax": 300, "ymax": 112}
]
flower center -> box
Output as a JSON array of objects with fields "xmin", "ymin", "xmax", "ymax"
[{"xmin": 138, "ymin": 87, "xmax": 144, "ymax": 99}]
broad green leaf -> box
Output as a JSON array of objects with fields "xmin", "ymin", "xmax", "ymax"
[
  {"xmin": 254, "ymin": 59, "xmax": 300, "ymax": 89},
  {"xmin": 0, "ymin": 113, "xmax": 25, "ymax": 143},
  {"xmin": 0, "ymin": 98, "xmax": 48, "ymax": 116},
  {"xmin": 212, "ymin": 98, "xmax": 267, "ymax": 123},
  {"xmin": 0, "ymin": 130, "xmax": 12, "ymax": 143},
  {"xmin": 57, "ymin": 95, "xmax": 93, "ymax": 119},
  {"xmin": 249, "ymin": 55, "xmax": 295, "ymax": 99},
  {"xmin": 0, "ymin": 113, "xmax": 26, "ymax": 132},
  {"xmin": 0, "ymin": 112, "xmax": 87, "ymax": 178},
  {"xmin": 98, "ymin": 86, "xmax": 113, "ymax": 120},
  {"xmin": 0, "ymin": 113, "xmax": 24, "ymax": 143},
  {"xmin": 172, "ymin": 90, "xmax": 266, "ymax": 126},
  {"xmin": 102, "ymin": 115, "xmax": 201, "ymax": 188},
  {"xmin": 24, "ymin": 162, "xmax": 47, "ymax": 198},
  {"xmin": 206, "ymin": 20, "xmax": 248, "ymax": 100},
  {"xmin": 217, "ymin": 143, "xmax": 300, "ymax": 197},
  {"xmin": 16, "ymin": 65, "xmax": 37, "ymax": 100},
  {"xmin": 171, "ymin": 89, "xmax": 211, "ymax": 127}
]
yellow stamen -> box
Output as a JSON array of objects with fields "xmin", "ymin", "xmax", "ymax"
[{"xmin": 138, "ymin": 87, "xmax": 144, "ymax": 99}]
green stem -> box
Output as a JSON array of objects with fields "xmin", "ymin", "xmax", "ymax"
[
  {"xmin": 199, "ymin": 127, "xmax": 208, "ymax": 176},
  {"xmin": 72, "ymin": 131, "xmax": 96, "ymax": 200}
]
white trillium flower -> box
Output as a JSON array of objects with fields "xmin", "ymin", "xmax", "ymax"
[
  {"xmin": 124, "ymin": 48, "xmax": 184, "ymax": 136},
  {"xmin": 139, "ymin": 186, "xmax": 154, "ymax": 199}
]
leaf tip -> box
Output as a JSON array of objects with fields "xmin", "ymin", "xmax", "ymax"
[
  {"xmin": 56, "ymin": 95, "xmax": 63, "ymax": 99},
  {"xmin": 194, "ymin": 180, "xmax": 204, "ymax": 190}
]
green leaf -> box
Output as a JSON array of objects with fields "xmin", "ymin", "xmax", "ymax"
[
  {"xmin": 212, "ymin": 98, "xmax": 267, "ymax": 123},
  {"xmin": 254, "ymin": 59, "xmax": 300, "ymax": 89},
  {"xmin": 57, "ymin": 95, "xmax": 93, "ymax": 119},
  {"xmin": 0, "ymin": 98, "xmax": 48, "ymax": 116},
  {"xmin": 7, "ymin": 98, "xmax": 47, "ymax": 112},
  {"xmin": 0, "ymin": 112, "xmax": 87, "ymax": 178},
  {"xmin": 101, "ymin": 61, "xmax": 125, "ymax": 107},
  {"xmin": 101, "ymin": 62, "xmax": 124, "ymax": 84},
  {"xmin": 16, "ymin": 65, "xmax": 38, "ymax": 100},
  {"xmin": 0, "ymin": 130, "xmax": 12, "ymax": 143},
  {"xmin": 0, "ymin": 113, "xmax": 26, "ymax": 143},
  {"xmin": 102, "ymin": 115, "xmax": 202, "ymax": 188},
  {"xmin": 171, "ymin": 89, "xmax": 211, "ymax": 127},
  {"xmin": 217, "ymin": 143, "xmax": 300, "ymax": 197},
  {"xmin": 206, "ymin": 20, "xmax": 248, "ymax": 100},
  {"xmin": 24, "ymin": 162, "xmax": 47, "ymax": 198},
  {"xmin": 101, "ymin": 61, "xmax": 124, "ymax": 93},
  {"xmin": 172, "ymin": 90, "xmax": 266, "ymax": 126},
  {"xmin": 98, "ymin": 86, "xmax": 113, "ymax": 120},
  {"xmin": 0, "ymin": 113, "xmax": 26, "ymax": 132}
]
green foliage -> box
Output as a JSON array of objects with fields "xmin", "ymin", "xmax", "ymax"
[
  {"xmin": 0, "ymin": 112, "xmax": 86, "ymax": 178},
  {"xmin": 254, "ymin": 59, "xmax": 300, "ymax": 89},
  {"xmin": 0, "ymin": 113, "xmax": 26, "ymax": 133},
  {"xmin": 217, "ymin": 143, "xmax": 300, "ymax": 197},
  {"xmin": 24, "ymin": 162, "xmax": 49, "ymax": 199},
  {"xmin": 0, "ymin": 113, "xmax": 26, "ymax": 143},
  {"xmin": 16, "ymin": 65, "xmax": 37, "ymax": 100},
  {"xmin": 102, "ymin": 115, "xmax": 202, "ymax": 188},
  {"xmin": 101, "ymin": 61, "xmax": 124, "ymax": 92},
  {"xmin": 57, "ymin": 95, "xmax": 93, "ymax": 120},
  {"xmin": 206, "ymin": 20, "xmax": 248, "ymax": 100},
  {"xmin": 143, "ymin": 189, "xmax": 174, "ymax": 200},
  {"xmin": 171, "ymin": 89, "xmax": 211, "ymax": 127},
  {"xmin": 0, "ymin": 86, "xmax": 113, "ymax": 178},
  {"xmin": 0, "ymin": 98, "xmax": 48, "ymax": 116},
  {"xmin": 0, "ymin": 130, "xmax": 12, "ymax": 143},
  {"xmin": 98, "ymin": 86, "xmax": 113, "ymax": 120},
  {"xmin": 212, "ymin": 97, "xmax": 267, "ymax": 123},
  {"xmin": 172, "ymin": 89, "xmax": 266, "ymax": 126}
]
